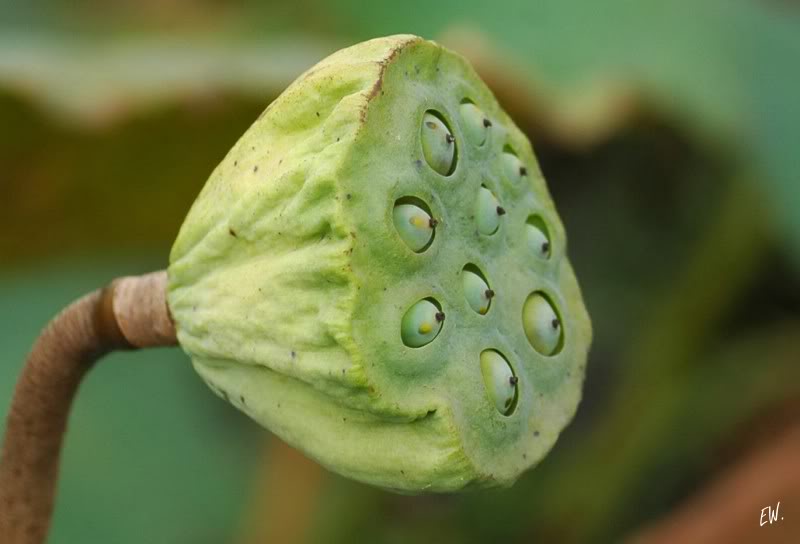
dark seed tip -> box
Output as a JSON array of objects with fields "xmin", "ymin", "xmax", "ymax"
[
  {"xmin": 509, "ymin": 376, "xmax": 518, "ymax": 385},
  {"xmin": 445, "ymin": 133, "xmax": 455, "ymax": 144},
  {"xmin": 541, "ymin": 241, "xmax": 550, "ymax": 254},
  {"xmin": 429, "ymin": 217, "xmax": 439, "ymax": 228},
  {"xmin": 485, "ymin": 289, "xmax": 495, "ymax": 299},
  {"xmin": 519, "ymin": 166, "xmax": 528, "ymax": 176},
  {"xmin": 483, "ymin": 118, "xmax": 492, "ymax": 127},
  {"xmin": 551, "ymin": 318, "xmax": 560, "ymax": 329},
  {"xmin": 435, "ymin": 311, "xmax": 445, "ymax": 322},
  {"xmin": 496, "ymin": 206, "xmax": 506, "ymax": 216}
]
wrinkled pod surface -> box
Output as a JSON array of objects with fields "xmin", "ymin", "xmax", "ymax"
[{"xmin": 168, "ymin": 35, "xmax": 592, "ymax": 492}]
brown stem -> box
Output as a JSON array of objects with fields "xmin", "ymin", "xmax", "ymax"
[
  {"xmin": 0, "ymin": 271, "xmax": 177, "ymax": 544},
  {"xmin": 627, "ymin": 420, "xmax": 800, "ymax": 544}
]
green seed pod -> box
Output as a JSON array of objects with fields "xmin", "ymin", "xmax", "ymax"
[{"xmin": 167, "ymin": 35, "xmax": 591, "ymax": 493}]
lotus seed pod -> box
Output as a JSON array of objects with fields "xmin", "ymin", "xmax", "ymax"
[
  {"xmin": 460, "ymin": 101, "xmax": 490, "ymax": 146},
  {"xmin": 523, "ymin": 293, "xmax": 563, "ymax": 355},
  {"xmin": 480, "ymin": 350, "xmax": 517, "ymax": 415},
  {"xmin": 167, "ymin": 35, "xmax": 592, "ymax": 493},
  {"xmin": 393, "ymin": 203, "xmax": 435, "ymax": 252}
]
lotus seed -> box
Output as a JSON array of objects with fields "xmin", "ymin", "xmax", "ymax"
[
  {"xmin": 421, "ymin": 112, "xmax": 455, "ymax": 175},
  {"xmin": 462, "ymin": 267, "xmax": 492, "ymax": 314},
  {"xmin": 401, "ymin": 299, "xmax": 444, "ymax": 347},
  {"xmin": 480, "ymin": 350, "xmax": 517, "ymax": 415},
  {"xmin": 526, "ymin": 217, "xmax": 551, "ymax": 259},
  {"xmin": 459, "ymin": 101, "xmax": 490, "ymax": 147},
  {"xmin": 522, "ymin": 293, "xmax": 563, "ymax": 355},
  {"xmin": 476, "ymin": 186, "xmax": 502, "ymax": 235},
  {"xmin": 502, "ymin": 150, "xmax": 526, "ymax": 185},
  {"xmin": 393, "ymin": 202, "xmax": 435, "ymax": 252}
]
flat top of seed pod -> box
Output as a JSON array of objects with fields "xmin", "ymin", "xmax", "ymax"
[{"xmin": 167, "ymin": 34, "xmax": 592, "ymax": 493}]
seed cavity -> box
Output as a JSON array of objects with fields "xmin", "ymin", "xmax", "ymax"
[
  {"xmin": 502, "ymin": 146, "xmax": 527, "ymax": 185},
  {"xmin": 393, "ymin": 198, "xmax": 435, "ymax": 252},
  {"xmin": 522, "ymin": 292, "xmax": 563, "ymax": 355},
  {"xmin": 526, "ymin": 215, "xmax": 552, "ymax": 259},
  {"xmin": 459, "ymin": 100, "xmax": 490, "ymax": 147},
  {"xmin": 476, "ymin": 186, "xmax": 502, "ymax": 235},
  {"xmin": 421, "ymin": 111, "xmax": 456, "ymax": 176},
  {"xmin": 462, "ymin": 264, "xmax": 492, "ymax": 315},
  {"xmin": 480, "ymin": 350, "xmax": 518, "ymax": 415},
  {"xmin": 401, "ymin": 298, "xmax": 444, "ymax": 348}
]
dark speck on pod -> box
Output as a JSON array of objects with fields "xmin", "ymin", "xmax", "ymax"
[
  {"xmin": 534, "ymin": 431, "xmax": 540, "ymax": 437},
  {"xmin": 346, "ymin": 193, "xmax": 352, "ymax": 200},
  {"xmin": 316, "ymin": 111, "xmax": 320, "ymax": 117},
  {"xmin": 228, "ymin": 228, "xmax": 237, "ymax": 238},
  {"xmin": 291, "ymin": 350, "xmax": 297, "ymax": 358},
  {"xmin": 253, "ymin": 165, "xmax": 259, "ymax": 173},
  {"xmin": 519, "ymin": 166, "xmax": 527, "ymax": 176},
  {"xmin": 496, "ymin": 206, "xmax": 506, "ymax": 216},
  {"xmin": 483, "ymin": 118, "xmax": 492, "ymax": 127}
]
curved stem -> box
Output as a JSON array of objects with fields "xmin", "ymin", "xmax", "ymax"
[{"xmin": 0, "ymin": 271, "xmax": 177, "ymax": 544}]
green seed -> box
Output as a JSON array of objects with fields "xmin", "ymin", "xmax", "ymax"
[
  {"xmin": 462, "ymin": 268, "xmax": 492, "ymax": 314},
  {"xmin": 522, "ymin": 293, "xmax": 562, "ymax": 355},
  {"xmin": 476, "ymin": 186, "xmax": 502, "ymax": 235},
  {"xmin": 459, "ymin": 101, "xmax": 489, "ymax": 147},
  {"xmin": 480, "ymin": 350, "xmax": 517, "ymax": 415},
  {"xmin": 501, "ymin": 151, "xmax": 526, "ymax": 185},
  {"xmin": 401, "ymin": 299, "xmax": 444, "ymax": 347},
  {"xmin": 393, "ymin": 203, "xmax": 435, "ymax": 252},
  {"xmin": 527, "ymin": 223, "xmax": 550, "ymax": 259},
  {"xmin": 421, "ymin": 112, "xmax": 455, "ymax": 175}
]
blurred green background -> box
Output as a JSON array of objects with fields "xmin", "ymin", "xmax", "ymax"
[{"xmin": 1, "ymin": 1, "xmax": 799, "ymax": 542}]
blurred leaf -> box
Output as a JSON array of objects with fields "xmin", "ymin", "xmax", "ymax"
[{"xmin": 0, "ymin": 31, "xmax": 335, "ymax": 124}]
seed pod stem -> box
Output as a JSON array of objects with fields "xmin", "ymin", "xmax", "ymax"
[{"xmin": 0, "ymin": 271, "xmax": 176, "ymax": 543}]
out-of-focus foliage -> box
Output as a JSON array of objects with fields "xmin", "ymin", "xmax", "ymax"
[{"xmin": 1, "ymin": 1, "xmax": 798, "ymax": 543}]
